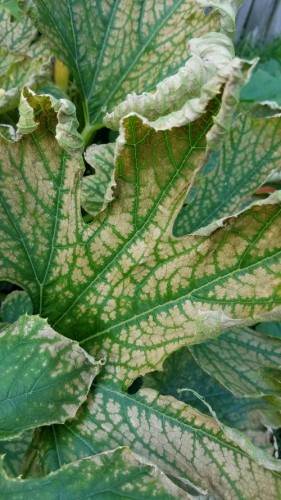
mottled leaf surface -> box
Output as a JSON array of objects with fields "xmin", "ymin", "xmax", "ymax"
[
  {"xmin": 26, "ymin": 0, "xmax": 232, "ymax": 127},
  {"xmin": 191, "ymin": 327, "xmax": 281, "ymax": 398},
  {"xmin": 0, "ymin": 315, "xmax": 101, "ymax": 439},
  {"xmin": 0, "ymin": 9, "xmax": 51, "ymax": 113},
  {"xmin": 174, "ymin": 106, "xmax": 281, "ymax": 235},
  {"xmin": 0, "ymin": 430, "xmax": 33, "ymax": 477},
  {"xmin": 22, "ymin": 385, "xmax": 281, "ymax": 499},
  {"xmin": 1, "ymin": 92, "xmax": 281, "ymax": 388},
  {"xmin": 81, "ymin": 143, "xmax": 115, "ymax": 216},
  {"xmin": 0, "ymin": 447, "xmax": 185, "ymax": 499}
]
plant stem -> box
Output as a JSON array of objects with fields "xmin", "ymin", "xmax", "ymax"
[{"xmin": 81, "ymin": 122, "xmax": 103, "ymax": 147}]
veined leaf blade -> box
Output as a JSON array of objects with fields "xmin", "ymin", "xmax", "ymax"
[
  {"xmin": 23, "ymin": 384, "xmax": 281, "ymax": 498},
  {"xmin": 1, "ymin": 81, "xmax": 281, "ymax": 387},
  {"xmin": 191, "ymin": 327, "xmax": 281, "ymax": 398},
  {"xmin": 174, "ymin": 105, "xmax": 281, "ymax": 235},
  {"xmin": 25, "ymin": 0, "xmax": 239, "ymax": 126},
  {"xmin": 0, "ymin": 447, "xmax": 186, "ymax": 499},
  {"xmin": 0, "ymin": 315, "xmax": 101, "ymax": 439}
]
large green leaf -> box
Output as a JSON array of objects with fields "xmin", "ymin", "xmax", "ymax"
[
  {"xmin": 22, "ymin": 384, "xmax": 281, "ymax": 498},
  {"xmin": 173, "ymin": 105, "xmax": 281, "ymax": 236},
  {"xmin": 191, "ymin": 327, "xmax": 281, "ymax": 398},
  {"xmin": 0, "ymin": 447, "xmax": 185, "ymax": 499},
  {"xmin": 1, "ymin": 84, "xmax": 281, "ymax": 388},
  {"xmin": 22, "ymin": 0, "xmax": 241, "ymax": 130},
  {"xmin": 0, "ymin": 315, "xmax": 101, "ymax": 439}
]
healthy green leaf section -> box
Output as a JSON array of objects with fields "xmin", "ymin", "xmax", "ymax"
[
  {"xmin": 1, "ymin": 92, "xmax": 281, "ymax": 387},
  {"xmin": 241, "ymin": 60, "xmax": 281, "ymax": 105},
  {"xmin": 0, "ymin": 315, "xmax": 101, "ymax": 439},
  {"xmin": 0, "ymin": 447, "xmax": 185, "ymax": 499},
  {"xmin": 174, "ymin": 106, "xmax": 281, "ymax": 235},
  {"xmin": 23, "ymin": 384, "xmax": 281, "ymax": 499},
  {"xmin": 0, "ymin": 0, "xmax": 21, "ymax": 19},
  {"xmin": 191, "ymin": 327, "xmax": 281, "ymax": 398},
  {"xmin": 256, "ymin": 321, "xmax": 281, "ymax": 339},
  {"xmin": 26, "ymin": 0, "xmax": 234, "ymax": 127},
  {"xmin": 81, "ymin": 143, "xmax": 115, "ymax": 216},
  {"xmin": 1, "ymin": 290, "xmax": 33, "ymax": 323}
]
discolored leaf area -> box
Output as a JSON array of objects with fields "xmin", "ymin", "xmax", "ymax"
[
  {"xmin": 22, "ymin": 384, "xmax": 281, "ymax": 498},
  {"xmin": 0, "ymin": 447, "xmax": 186, "ymax": 499},
  {"xmin": 191, "ymin": 326, "xmax": 281, "ymax": 399},
  {"xmin": 0, "ymin": 8, "xmax": 51, "ymax": 113},
  {"xmin": 0, "ymin": 315, "xmax": 101, "ymax": 440},
  {"xmin": 1, "ymin": 87, "xmax": 281, "ymax": 388},
  {"xmin": 21, "ymin": 0, "xmax": 240, "ymax": 128},
  {"xmin": 81, "ymin": 143, "xmax": 115, "ymax": 216}
]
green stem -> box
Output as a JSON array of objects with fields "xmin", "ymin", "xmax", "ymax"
[{"xmin": 81, "ymin": 122, "xmax": 104, "ymax": 147}]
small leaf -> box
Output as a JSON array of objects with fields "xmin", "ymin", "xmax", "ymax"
[
  {"xmin": 0, "ymin": 0, "xmax": 21, "ymax": 20},
  {"xmin": 0, "ymin": 315, "xmax": 101, "ymax": 439},
  {"xmin": 241, "ymin": 60, "xmax": 281, "ymax": 105},
  {"xmin": 0, "ymin": 447, "xmax": 186, "ymax": 499},
  {"xmin": 256, "ymin": 321, "xmax": 281, "ymax": 339},
  {"xmin": 1, "ymin": 290, "xmax": 33, "ymax": 323},
  {"xmin": 81, "ymin": 143, "xmax": 115, "ymax": 216},
  {"xmin": 23, "ymin": 384, "xmax": 281, "ymax": 498}
]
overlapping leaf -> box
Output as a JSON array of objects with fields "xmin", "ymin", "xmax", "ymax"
[
  {"xmin": 191, "ymin": 327, "xmax": 281, "ymax": 398},
  {"xmin": 256, "ymin": 321, "xmax": 281, "ymax": 339},
  {"xmin": 22, "ymin": 0, "xmax": 242, "ymax": 129},
  {"xmin": 174, "ymin": 104, "xmax": 281, "ymax": 236},
  {"xmin": 1, "ymin": 83, "xmax": 281, "ymax": 387},
  {"xmin": 241, "ymin": 60, "xmax": 281, "ymax": 105},
  {"xmin": 22, "ymin": 384, "xmax": 281, "ymax": 498},
  {"xmin": 0, "ymin": 447, "xmax": 186, "ymax": 499},
  {"xmin": 0, "ymin": 315, "xmax": 101, "ymax": 439},
  {"xmin": 1, "ymin": 290, "xmax": 33, "ymax": 323},
  {"xmin": 81, "ymin": 143, "xmax": 115, "ymax": 216},
  {"xmin": 143, "ymin": 346, "xmax": 279, "ymax": 433},
  {"xmin": 0, "ymin": 430, "xmax": 33, "ymax": 477},
  {"xmin": 0, "ymin": 8, "xmax": 51, "ymax": 113}
]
